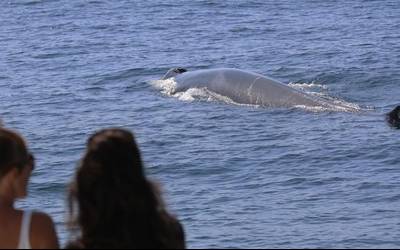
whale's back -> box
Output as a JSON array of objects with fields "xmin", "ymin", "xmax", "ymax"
[{"xmin": 173, "ymin": 68, "xmax": 321, "ymax": 107}]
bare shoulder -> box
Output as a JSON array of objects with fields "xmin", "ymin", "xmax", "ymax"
[
  {"xmin": 32, "ymin": 212, "xmax": 54, "ymax": 226},
  {"xmin": 30, "ymin": 212, "xmax": 60, "ymax": 249},
  {"xmin": 31, "ymin": 212, "xmax": 57, "ymax": 235}
]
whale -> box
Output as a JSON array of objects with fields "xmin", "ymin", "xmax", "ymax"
[{"xmin": 162, "ymin": 67, "xmax": 352, "ymax": 110}]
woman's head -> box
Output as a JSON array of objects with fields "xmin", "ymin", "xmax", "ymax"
[
  {"xmin": 0, "ymin": 128, "xmax": 34, "ymax": 200},
  {"xmin": 69, "ymin": 128, "xmax": 174, "ymax": 249},
  {"xmin": 84, "ymin": 128, "xmax": 146, "ymax": 182}
]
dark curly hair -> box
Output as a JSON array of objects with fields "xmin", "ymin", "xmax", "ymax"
[{"xmin": 67, "ymin": 129, "xmax": 185, "ymax": 249}]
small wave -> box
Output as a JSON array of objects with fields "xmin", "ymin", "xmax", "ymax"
[
  {"xmin": 17, "ymin": 0, "xmax": 46, "ymax": 6},
  {"xmin": 229, "ymin": 26, "xmax": 253, "ymax": 33},
  {"xmin": 32, "ymin": 52, "xmax": 69, "ymax": 60}
]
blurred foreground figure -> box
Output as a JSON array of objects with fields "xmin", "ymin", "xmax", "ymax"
[
  {"xmin": 0, "ymin": 128, "xmax": 59, "ymax": 249},
  {"xmin": 67, "ymin": 129, "xmax": 185, "ymax": 249}
]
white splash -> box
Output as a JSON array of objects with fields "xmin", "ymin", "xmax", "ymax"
[
  {"xmin": 288, "ymin": 82, "xmax": 328, "ymax": 90},
  {"xmin": 150, "ymin": 78, "xmax": 177, "ymax": 95}
]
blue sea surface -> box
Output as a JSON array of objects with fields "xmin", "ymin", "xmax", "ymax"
[{"xmin": 1, "ymin": 0, "xmax": 400, "ymax": 248}]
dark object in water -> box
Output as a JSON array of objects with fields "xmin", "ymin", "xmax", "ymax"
[{"xmin": 386, "ymin": 106, "xmax": 400, "ymax": 128}]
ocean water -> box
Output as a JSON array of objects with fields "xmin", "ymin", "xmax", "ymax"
[{"xmin": 1, "ymin": 0, "xmax": 400, "ymax": 248}]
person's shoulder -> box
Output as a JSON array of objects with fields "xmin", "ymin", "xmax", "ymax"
[
  {"xmin": 31, "ymin": 211, "xmax": 56, "ymax": 234},
  {"xmin": 30, "ymin": 211, "xmax": 59, "ymax": 249},
  {"xmin": 31, "ymin": 211, "xmax": 53, "ymax": 225}
]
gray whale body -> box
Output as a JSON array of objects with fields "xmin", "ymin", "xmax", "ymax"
[{"xmin": 162, "ymin": 68, "xmax": 353, "ymax": 110}]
